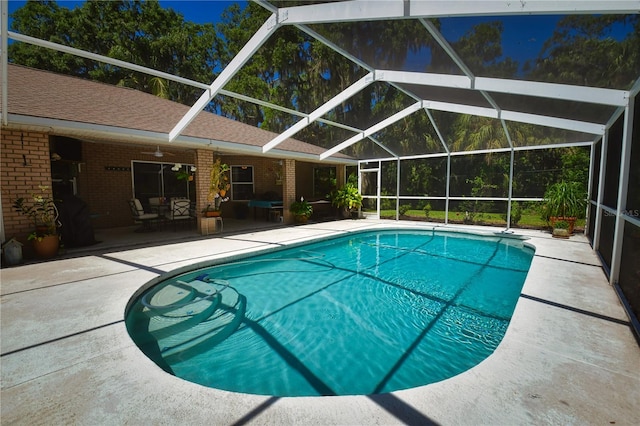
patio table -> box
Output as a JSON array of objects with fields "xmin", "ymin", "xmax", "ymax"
[{"xmin": 248, "ymin": 200, "xmax": 283, "ymax": 221}]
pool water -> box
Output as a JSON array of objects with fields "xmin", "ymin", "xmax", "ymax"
[{"xmin": 126, "ymin": 229, "xmax": 534, "ymax": 396}]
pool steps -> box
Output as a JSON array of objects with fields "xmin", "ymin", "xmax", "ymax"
[{"xmin": 128, "ymin": 278, "xmax": 246, "ymax": 366}]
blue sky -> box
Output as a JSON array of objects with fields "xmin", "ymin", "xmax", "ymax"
[
  {"xmin": 7, "ymin": 1, "xmax": 245, "ymax": 24},
  {"xmin": 7, "ymin": 1, "xmax": 634, "ymax": 72}
]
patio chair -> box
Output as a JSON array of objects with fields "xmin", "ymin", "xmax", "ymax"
[
  {"xmin": 165, "ymin": 199, "xmax": 192, "ymax": 231},
  {"xmin": 128, "ymin": 198, "xmax": 159, "ymax": 232}
]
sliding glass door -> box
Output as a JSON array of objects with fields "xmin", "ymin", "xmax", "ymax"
[{"xmin": 132, "ymin": 161, "xmax": 194, "ymax": 208}]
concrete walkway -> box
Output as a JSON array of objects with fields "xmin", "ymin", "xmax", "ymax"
[{"xmin": 1, "ymin": 220, "xmax": 638, "ymax": 425}]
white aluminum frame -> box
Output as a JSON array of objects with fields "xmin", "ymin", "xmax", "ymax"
[
  {"xmin": 280, "ymin": 1, "xmax": 639, "ymax": 24},
  {"xmin": 2, "ymin": 0, "xmax": 638, "ymax": 302},
  {"xmin": 169, "ymin": 13, "xmax": 281, "ymax": 141}
]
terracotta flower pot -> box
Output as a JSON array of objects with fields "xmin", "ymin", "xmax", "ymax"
[{"xmin": 33, "ymin": 234, "xmax": 59, "ymax": 258}]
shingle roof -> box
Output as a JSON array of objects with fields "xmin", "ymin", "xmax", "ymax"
[{"xmin": 2, "ymin": 64, "xmax": 347, "ymax": 159}]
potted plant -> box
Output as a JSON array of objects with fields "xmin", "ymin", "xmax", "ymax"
[
  {"xmin": 205, "ymin": 158, "xmax": 230, "ymax": 216},
  {"xmin": 330, "ymin": 183, "xmax": 363, "ymax": 219},
  {"xmin": 202, "ymin": 204, "xmax": 222, "ymax": 217},
  {"xmin": 289, "ymin": 197, "xmax": 313, "ymax": 223},
  {"xmin": 172, "ymin": 163, "xmax": 196, "ymax": 181},
  {"xmin": 542, "ymin": 181, "xmax": 587, "ymax": 234},
  {"xmin": 12, "ymin": 185, "xmax": 61, "ymax": 258}
]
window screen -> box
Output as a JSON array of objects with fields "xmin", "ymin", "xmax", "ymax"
[{"xmin": 231, "ymin": 165, "xmax": 254, "ymax": 200}]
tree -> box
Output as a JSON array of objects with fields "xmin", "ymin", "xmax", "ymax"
[
  {"xmin": 9, "ymin": 0, "xmax": 220, "ymax": 105},
  {"xmin": 531, "ymin": 15, "xmax": 639, "ymax": 89},
  {"xmin": 448, "ymin": 21, "xmax": 518, "ymax": 77}
]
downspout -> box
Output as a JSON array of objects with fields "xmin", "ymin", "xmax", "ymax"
[
  {"xmin": 1, "ymin": 1, "xmax": 8, "ymax": 242},
  {"xmin": 1, "ymin": 0, "xmax": 9, "ymax": 126}
]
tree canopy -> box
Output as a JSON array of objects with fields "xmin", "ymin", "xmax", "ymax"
[{"xmin": 10, "ymin": 0, "xmax": 220, "ymax": 105}]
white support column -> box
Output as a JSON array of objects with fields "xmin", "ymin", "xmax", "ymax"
[
  {"xmin": 585, "ymin": 142, "xmax": 597, "ymax": 236},
  {"xmin": 264, "ymin": 72, "xmax": 375, "ymax": 153},
  {"xmin": 593, "ymin": 133, "xmax": 608, "ymax": 251},
  {"xmin": 609, "ymin": 100, "xmax": 635, "ymax": 285},
  {"xmin": 169, "ymin": 13, "xmax": 280, "ymax": 141},
  {"xmin": 377, "ymin": 161, "xmax": 382, "ymax": 219},
  {"xmin": 501, "ymin": 120, "xmax": 515, "ymax": 230},
  {"xmin": 396, "ymin": 158, "xmax": 401, "ymax": 221},
  {"xmin": 445, "ymin": 154, "xmax": 451, "ymax": 225}
]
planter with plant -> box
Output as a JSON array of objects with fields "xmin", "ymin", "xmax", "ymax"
[
  {"xmin": 542, "ymin": 181, "xmax": 587, "ymax": 234},
  {"xmin": 330, "ymin": 183, "xmax": 363, "ymax": 219},
  {"xmin": 205, "ymin": 158, "xmax": 230, "ymax": 216},
  {"xmin": 172, "ymin": 163, "xmax": 196, "ymax": 181},
  {"xmin": 12, "ymin": 185, "xmax": 61, "ymax": 258},
  {"xmin": 289, "ymin": 197, "xmax": 313, "ymax": 223}
]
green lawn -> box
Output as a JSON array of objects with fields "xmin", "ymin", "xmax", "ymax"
[{"xmin": 376, "ymin": 209, "xmax": 585, "ymax": 229}]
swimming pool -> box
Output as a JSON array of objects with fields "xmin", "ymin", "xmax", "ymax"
[{"xmin": 126, "ymin": 229, "xmax": 534, "ymax": 396}]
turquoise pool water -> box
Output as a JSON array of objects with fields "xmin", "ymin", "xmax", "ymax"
[{"xmin": 126, "ymin": 229, "xmax": 534, "ymax": 396}]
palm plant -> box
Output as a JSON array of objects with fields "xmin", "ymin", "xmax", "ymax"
[{"xmin": 542, "ymin": 181, "xmax": 587, "ymax": 220}]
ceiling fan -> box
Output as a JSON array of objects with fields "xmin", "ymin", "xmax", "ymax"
[{"xmin": 140, "ymin": 146, "xmax": 175, "ymax": 158}]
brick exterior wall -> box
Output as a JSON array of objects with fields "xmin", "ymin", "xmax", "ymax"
[
  {"xmin": 283, "ymin": 159, "xmax": 296, "ymax": 223},
  {"xmin": 1, "ymin": 128, "xmax": 53, "ymax": 243}
]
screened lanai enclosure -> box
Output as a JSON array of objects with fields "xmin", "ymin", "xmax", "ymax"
[{"xmin": 2, "ymin": 2, "xmax": 639, "ymax": 333}]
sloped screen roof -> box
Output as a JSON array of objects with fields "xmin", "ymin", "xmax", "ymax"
[
  {"xmin": 167, "ymin": 0, "xmax": 638, "ymax": 161},
  {"xmin": 4, "ymin": 0, "xmax": 639, "ymax": 161}
]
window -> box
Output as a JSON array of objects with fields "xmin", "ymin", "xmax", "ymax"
[
  {"xmin": 313, "ymin": 166, "xmax": 336, "ymax": 198},
  {"xmin": 132, "ymin": 161, "xmax": 194, "ymax": 207},
  {"xmin": 231, "ymin": 165, "xmax": 254, "ymax": 200}
]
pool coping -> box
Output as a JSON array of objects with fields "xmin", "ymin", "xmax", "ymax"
[{"xmin": 1, "ymin": 220, "xmax": 639, "ymax": 425}]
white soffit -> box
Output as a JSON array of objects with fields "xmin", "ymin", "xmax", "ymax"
[{"xmin": 281, "ymin": 0, "xmax": 639, "ymax": 25}]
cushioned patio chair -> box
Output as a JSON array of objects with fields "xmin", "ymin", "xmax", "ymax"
[{"xmin": 128, "ymin": 198, "xmax": 159, "ymax": 232}]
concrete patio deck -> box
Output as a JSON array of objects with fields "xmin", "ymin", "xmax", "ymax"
[{"xmin": 1, "ymin": 220, "xmax": 638, "ymax": 425}]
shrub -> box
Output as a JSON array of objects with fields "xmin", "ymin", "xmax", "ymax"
[
  {"xmin": 503, "ymin": 201, "xmax": 522, "ymax": 225},
  {"xmin": 423, "ymin": 202, "xmax": 432, "ymax": 218}
]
